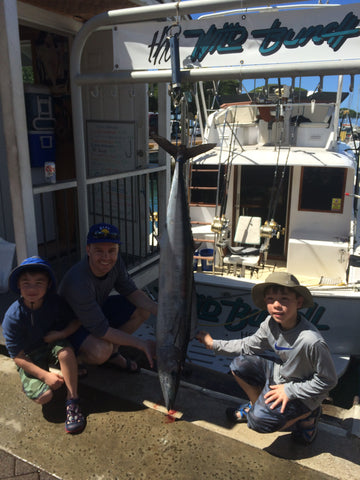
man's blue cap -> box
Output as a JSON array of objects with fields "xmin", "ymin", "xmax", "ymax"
[
  {"xmin": 87, "ymin": 223, "xmax": 121, "ymax": 245},
  {"xmin": 8, "ymin": 256, "xmax": 56, "ymax": 294}
]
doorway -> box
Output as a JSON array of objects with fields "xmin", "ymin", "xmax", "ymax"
[{"xmin": 239, "ymin": 165, "xmax": 290, "ymax": 258}]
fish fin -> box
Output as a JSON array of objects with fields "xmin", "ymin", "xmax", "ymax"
[
  {"xmin": 151, "ymin": 134, "xmax": 178, "ymax": 157},
  {"xmin": 151, "ymin": 134, "xmax": 216, "ymax": 162},
  {"xmin": 182, "ymin": 142, "xmax": 217, "ymax": 161}
]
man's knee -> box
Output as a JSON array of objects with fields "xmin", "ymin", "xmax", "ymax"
[
  {"xmin": 132, "ymin": 307, "xmax": 150, "ymax": 323},
  {"xmin": 80, "ymin": 337, "xmax": 113, "ymax": 364}
]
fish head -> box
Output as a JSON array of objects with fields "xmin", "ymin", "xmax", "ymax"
[{"xmin": 157, "ymin": 344, "xmax": 183, "ymax": 411}]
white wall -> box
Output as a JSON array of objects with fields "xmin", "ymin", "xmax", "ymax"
[
  {"xmin": 81, "ymin": 29, "xmax": 150, "ymax": 256},
  {"xmin": 287, "ymin": 165, "xmax": 354, "ymax": 281},
  {"xmin": 288, "ymin": 166, "xmax": 353, "ymax": 241}
]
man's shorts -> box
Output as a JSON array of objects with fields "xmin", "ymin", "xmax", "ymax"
[
  {"xmin": 68, "ymin": 295, "xmax": 136, "ymax": 354},
  {"xmin": 18, "ymin": 340, "xmax": 70, "ymax": 400},
  {"xmin": 230, "ymin": 355, "xmax": 311, "ymax": 433}
]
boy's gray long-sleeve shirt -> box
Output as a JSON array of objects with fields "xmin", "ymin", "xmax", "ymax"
[{"xmin": 212, "ymin": 315, "xmax": 338, "ymax": 411}]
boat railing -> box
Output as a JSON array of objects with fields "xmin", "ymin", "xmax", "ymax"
[{"xmin": 205, "ymin": 102, "xmax": 336, "ymax": 149}]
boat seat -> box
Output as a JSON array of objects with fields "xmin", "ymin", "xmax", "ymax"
[
  {"xmin": 226, "ymin": 245, "xmax": 260, "ymax": 256},
  {"xmin": 222, "ymin": 216, "xmax": 264, "ymax": 277}
]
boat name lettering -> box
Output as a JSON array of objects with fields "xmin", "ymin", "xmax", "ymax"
[
  {"xmin": 147, "ymin": 12, "xmax": 360, "ymax": 65},
  {"xmin": 197, "ymin": 295, "xmax": 328, "ymax": 331},
  {"xmin": 183, "ymin": 23, "xmax": 248, "ymax": 61},
  {"xmin": 148, "ymin": 26, "xmax": 172, "ymax": 65},
  {"xmin": 252, "ymin": 12, "xmax": 360, "ymax": 56}
]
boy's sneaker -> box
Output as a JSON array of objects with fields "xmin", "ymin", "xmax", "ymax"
[{"xmin": 65, "ymin": 398, "xmax": 86, "ymax": 434}]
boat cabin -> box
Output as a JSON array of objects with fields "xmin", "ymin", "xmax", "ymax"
[{"xmin": 189, "ymin": 95, "xmax": 359, "ymax": 285}]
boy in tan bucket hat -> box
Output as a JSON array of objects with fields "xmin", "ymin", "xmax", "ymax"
[{"xmin": 196, "ymin": 271, "xmax": 337, "ymax": 445}]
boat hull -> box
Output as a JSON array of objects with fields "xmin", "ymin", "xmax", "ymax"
[{"xmin": 188, "ymin": 273, "xmax": 359, "ymax": 375}]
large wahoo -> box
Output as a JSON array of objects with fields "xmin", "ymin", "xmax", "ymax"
[{"xmin": 152, "ymin": 135, "xmax": 216, "ymax": 412}]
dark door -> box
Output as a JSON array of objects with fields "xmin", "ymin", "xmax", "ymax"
[{"xmin": 239, "ymin": 165, "xmax": 290, "ymax": 258}]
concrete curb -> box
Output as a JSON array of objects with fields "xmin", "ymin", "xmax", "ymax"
[{"xmin": 1, "ymin": 354, "xmax": 360, "ymax": 480}]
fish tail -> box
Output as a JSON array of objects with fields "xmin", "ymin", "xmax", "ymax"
[{"xmin": 151, "ymin": 134, "xmax": 216, "ymax": 162}]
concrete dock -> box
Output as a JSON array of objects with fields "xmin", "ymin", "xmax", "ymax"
[
  {"xmin": 1, "ymin": 350, "xmax": 360, "ymax": 480},
  {"xmin": 1, "ymin": 288, "xmax": 360, "ymax": 480}
]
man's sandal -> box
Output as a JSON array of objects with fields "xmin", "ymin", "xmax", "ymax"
[
  {"xmin": 102, "ymin": 352, "xmax": 140, "ymax": 373},
  {"xmin": 226, "ymin": 402, "xmax": 252, "ymax": 423},
  {"xmin": 291, "ymin": 406, "xmax": 322, "ymax": 445},
  {"xmin": 65, "ymin": 398, "xmax": 86, "ymax": 434}
]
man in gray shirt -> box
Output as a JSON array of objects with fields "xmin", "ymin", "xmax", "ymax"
[
  {"xmin": 59, "ymin": 223, "xmax": 157, "ymax": 372},
  {"xmin": 196, "ymin": 272, "xmax": 337, "ymax": 445}
]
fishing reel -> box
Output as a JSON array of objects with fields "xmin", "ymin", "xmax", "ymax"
[
  {"xmin": 211, "ymin": 215, "xmax": 230, "ymax": 235},
  {"xmin": 260, "ymin": 218, "xmax": 284, "ymax": 240}
]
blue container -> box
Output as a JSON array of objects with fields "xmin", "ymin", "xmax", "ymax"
[
  {"xmin": 28, "ymin": 131, "xmax": 56, "ymax": 167},
  {"xmin": 193, "ymin": 250, "xmax": 199, "ymax": 271},
  {"xmin": 200, "ymin": 248, "xmax": 214, "ymax": 272},
  {"xmin": 24, "ymin": 84, "xmax": 55, "ymax": 131}
]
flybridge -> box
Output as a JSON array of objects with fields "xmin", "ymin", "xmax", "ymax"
[{"xmin": 113, "ymin": 3, "xmax": 360, "ymax": 75}]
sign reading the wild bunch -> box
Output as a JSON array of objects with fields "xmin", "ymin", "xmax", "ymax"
[{"xmin": 113, "ymin": 4, "xmax": 360, "ymax": 71}]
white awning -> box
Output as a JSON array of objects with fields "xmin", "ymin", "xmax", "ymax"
[{"xmin": 192, "ymin": 146, "xmax": 357, "ymax": 169}]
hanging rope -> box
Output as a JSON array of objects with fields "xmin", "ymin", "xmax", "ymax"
[
  {"xmin": 167, "ymin": 0, "xmax": 182, "ymax": 107},
  {"xmin": 167, "ymin": 1, "xmax": 182, "ymax": 144}
]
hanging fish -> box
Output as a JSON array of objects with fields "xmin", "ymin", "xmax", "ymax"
[{"xmin": 152, "ymin": 135, "xmax": 216, "ymax": 412}]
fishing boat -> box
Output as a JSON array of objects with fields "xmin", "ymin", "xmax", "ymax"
[
  {"xmin": 122, "ymin": 2, "xmax": 354, "ymax": 383},
  {"xmin": 186, "ymin": 80, "xmax": 360, "ymax": 377}
]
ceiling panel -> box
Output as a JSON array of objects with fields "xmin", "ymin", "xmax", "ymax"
[{"xmin": 19, "ymin": 1, "xmax": 149, "ymax": 22}]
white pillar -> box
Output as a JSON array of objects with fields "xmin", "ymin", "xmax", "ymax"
[{"xmin": 0, "ymin": 0, "xmax": 38, "ymax": 262}]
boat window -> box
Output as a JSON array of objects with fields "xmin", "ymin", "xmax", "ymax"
[{"xmin": 299, "ymin": 167, "xmax": 346, "ymax": 213}]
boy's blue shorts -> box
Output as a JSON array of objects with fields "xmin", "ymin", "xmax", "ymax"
[
  {"xmin": 230, "ymin": 355, "xmax": 311, "ymax": 433},
  {"xmin": 68, "ymin": 295, "xmax": 136, "ymax": 354}
]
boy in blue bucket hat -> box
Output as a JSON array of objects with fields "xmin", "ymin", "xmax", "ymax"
[{"xmin": 2, "ymin": 256, "xmax": 86, "ymax": 434}]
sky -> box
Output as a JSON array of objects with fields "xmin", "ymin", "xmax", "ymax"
[{"xmin": 182, "ymin": 0, "xmax": 360, "ymax": 114}]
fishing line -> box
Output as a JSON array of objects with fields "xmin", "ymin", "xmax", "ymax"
[
  {"xmin": 215, "ymin": 112, "xmax": 240, "ymax": 219},
  {"xmin": 219, "ymin": 113, "xmax": 243, "ymax": 218},
  {"xmin": 266, "ymin": 129, "xmax": 282, "ymax": 223},
  {"xmin": 269, "ymin": 144, "xmax": 291, "ymax": 222},
  {"xmin": 267, "ymin": 87, "xmax": 293, "ymax": 224},
  {"xmin": 215, "ymin": 109, "xmax": 230, "ymax": 217}
]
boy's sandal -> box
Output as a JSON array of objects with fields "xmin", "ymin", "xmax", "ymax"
[
  {"xmin": 102, "ymin": 352, "xmax": 140, "ymax": 373},
  {"xmin": 65, "ymin": 398, "xmax": 86, "ymax": 434},
  {"xmin": 291, "ymin": 406, "xmax": 322, "ymax": 445},
  {"xmin": 226, "ymin": 402, "xmax": 251, "ymax": 423}
]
